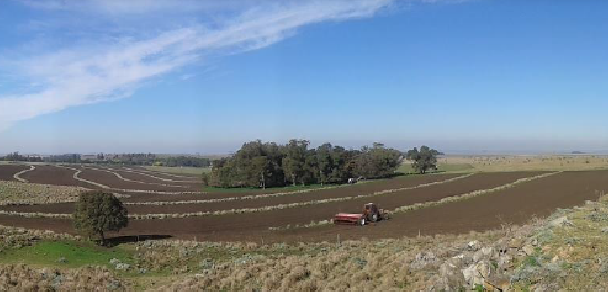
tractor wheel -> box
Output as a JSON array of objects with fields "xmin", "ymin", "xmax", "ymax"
[{"xmin": 372, "ymin": 214, "xmax": 378, "ymax": 222}]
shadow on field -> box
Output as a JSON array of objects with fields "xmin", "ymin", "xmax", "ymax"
[
  {"xmin": 394, "ymin": 170, "xmax": 448, "ymax": 176},
  {"xmin": 106, "ymin": 234, "xmax": 172, "ymax": 246}
]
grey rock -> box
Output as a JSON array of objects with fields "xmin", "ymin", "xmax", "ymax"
[
  {"xmin": 107, "ymin": 280, "xmax": 121, "ymax": 290},
  {"xmin": 51, "ymin": 273, "xmax": 65, "ymax": 288},
  {"xmin": 481, "ymin": 246, "xmax": 494, "ymax": 257},
  {"xmin": 462, "ymin": 263, "xmax": 485, "ymax": 288},
  {"xmin": 545, "ymin": 262, "xmax": 562, "ymax": 273},
  {"xmin": 115, "ymin": 263, "xmax": 131, "ymax": 270},
  {"xmin": 549, "ymin": 216, "xmax": 574, "ymax": 227},
  {"xmin": 410, "ymin": 251, "xmax": 438, "ymax": 269},
  {"xmin": 522, "ymin": 245, "xmax": 535, "ymax": 256},
  {"xmin": 352, "ymin": 257, "xmax": 368, "ymax": 268},
  {"xmin": 467, "ymin": 240, "xmax": 480, "ymax": 251},
  {"xmin": 440, "ymin": 259, "xmax": 465, "ymax": 288},
  {"xmin": 473, "ymin": 250, "xmax": 484, "ymax": 263},
  {"xmin": 199, "ymin": 258, "xmax": 214, "ymax": 269},
  {"xmin": 600, "ymin": 261, "xmax": 608, "ymax": 273}
]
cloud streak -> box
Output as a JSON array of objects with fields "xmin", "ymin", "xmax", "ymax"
[{"xmin": 0, "ymin": 0, "xmax": 394, "ymax": 130}]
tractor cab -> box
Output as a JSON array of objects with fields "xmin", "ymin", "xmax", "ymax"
[{"xmin": 363, "ymin": 203, "xmax": 380, "ymax": 222}]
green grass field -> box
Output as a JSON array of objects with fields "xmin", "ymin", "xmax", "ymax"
[
  {"xmin": 0, "ymin": 241, "xmax": 133, "ymax": 269},
  {"xmin": 398, "ymin": 161, "xmax": 474, "ymax": 174},
  {"xmin": 144, "ymin": 166, "xmax": 211, "ymax": 175}
]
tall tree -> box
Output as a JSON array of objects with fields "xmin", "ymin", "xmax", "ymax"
[
  {"xmin": 282, "ymin": 139, "xmax": 309, "ymax": 187},
  {"xmin": 251, "ymin": 156, "xmax": 271, "ymax": 189},
  {"xmin": 316, "ymin": 143, "xmax": 334, "ymax": 186},
  {"xmin": 406, "ymin": 145, "xmax": 439, "ymax": 174},
  {"xmin": 73, "ymin": 191, "xmax": 129, "ymax": 246}
]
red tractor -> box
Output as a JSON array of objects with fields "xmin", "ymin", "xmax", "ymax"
[{"xmin": 334, "ymin": 203, "xmax": 390, "ymax": 225}]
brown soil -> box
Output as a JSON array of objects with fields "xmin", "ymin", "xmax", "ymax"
[
  {"xmin": 0, "ymin": 173, "xmax": 462, "ymax": 214},
  {"xmin": 125, "ymin": 174, "xmax": 459, "ymax": 203},
  {"xmin": 0, "ymin": 171, "xmax": 552, "ymax": 242},
  {"xmin": 78, "ymin": 168, "xmax": 190, "ymax": 192},
  {"xmin": 0, "ymin": 165, "xmax": 28, "ymax": 182},
  {"xmin": 21, "ymin": 166, "xmax": 97, "ymax": 188},
  {"xmin": 273, "ymin": 170, "xmax": 608, "ymax": 242},
  {"xmin": 129, "ymin": 167, "xmax": 202, "ymax": 180},
  {"xmin": 110, "ymin": 170, "xmax": 203, "ymax": 190}
]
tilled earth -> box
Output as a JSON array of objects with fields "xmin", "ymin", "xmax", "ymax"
[
  {"xmin": 0, "ymin": 170, "xmax": 587, "ymax": 243},
  {"xmin": 0, "ymin": 173, "xmax": 461, "ymax": 214},
  {"xmin": 0, "ymin": 165, "xmax": 28, "ymax": 182},
  {"xmin": 20, "ymin": 166, "xmax": 97, "ymax": 189}
]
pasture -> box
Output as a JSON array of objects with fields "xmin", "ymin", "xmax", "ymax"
[{"xmin": 438, "ymin": 155, "xmax": 608, "ymax": 172}]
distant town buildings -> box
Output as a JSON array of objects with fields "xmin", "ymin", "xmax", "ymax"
[{"xmin": 1, "ymin": 152, "xmax": 212, "ymax": 167}]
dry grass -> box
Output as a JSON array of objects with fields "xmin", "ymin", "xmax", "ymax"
[
  {"xmin": 0, "ymin": 181, "xmax": 87, "ymax": 205},
  {"xmin": 1, "ymin": 177, "xmax": 608, "ymax": 290},
  {"xmin": 440, "ymin": 155, "xmax": 608, "ymax": 172}
]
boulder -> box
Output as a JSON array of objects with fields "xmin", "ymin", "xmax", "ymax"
[
  {"xmin": 462, "ymin": 263, "xmax": 485, "ymax": 287},
  {"xmin": 549, "ymin": 216, "xmax": 574, "ymax": 228},
  {"xmin": 522, "ymin": 245, "xmax": 535, "ymax": 256},
  {"xmin": 56, "ymin": 257, "xmax": 67, "ymax": 263},
  {"xmin": 468, "ymin": 240, "xmax": 480, "ymax": 251}
]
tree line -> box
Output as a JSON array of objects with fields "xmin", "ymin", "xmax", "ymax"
[
  {"xmin": 2, "ymin": 152, "xmax": 43, "ymax": 162},
  {"xmin": 0, "ymin": 152, "xmax": 211, "ymax": 167},
  {"xmin": 202, "ymin": 140, "xmax": 403, "ymax": 189}
]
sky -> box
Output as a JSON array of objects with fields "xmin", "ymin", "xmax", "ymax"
[{"xmin": 0, "ymin": 0, "xmax": 607, "ymax": 155}]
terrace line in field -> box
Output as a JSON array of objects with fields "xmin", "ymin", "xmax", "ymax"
[
  {"xmin": 65, "ymin": 167, "xmax": 205, "ymax": 195},
  {"xmin": 109, "ymin": 169, "xmax": 202, "ymax": 186},
  {"xmin": 13, "ymin": 166, "xmax": 35, "ymax": 183},
  {"xmin": 0, "ymin": 171, "xmax": 554, "ymax": 242},
  {"xmin": 130, "ymin": 167, "xmax": 203, "ymax": 180},
  {"xmin": 83, "ymin": 167, "xmax": 194, "ymax": 189},
  {"xmin": 271, "ymin": 170, "xmax": 608, "ymax": 242},
  {"xmin": 0, "ymin": 173, "xmax": 465, "ymax": 215},
  {"xmin": 270, "ymin": 171, "xmax": 559, "ymax": 230},
  {"xmin": 20, "ymin": 165, "xmax": 99, "ymax": 189}
]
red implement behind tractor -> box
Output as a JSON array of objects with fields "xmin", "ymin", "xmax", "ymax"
[{"xmin": 334, "ymin": 203, "xmax": 390, "ymax": 225}]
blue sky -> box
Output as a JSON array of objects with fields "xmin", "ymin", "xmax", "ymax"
[{"xmin": 1, "ymin": 0, "xmax": 607, "ymax": 154}]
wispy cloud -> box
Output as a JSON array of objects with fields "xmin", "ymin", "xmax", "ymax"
[{"xmin": 0, "ymin": 0, "xmax": 396, "ymax": 130}]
